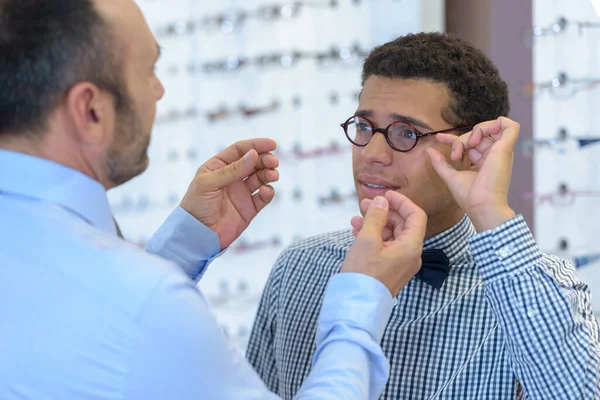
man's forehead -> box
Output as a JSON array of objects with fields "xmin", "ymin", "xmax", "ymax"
[
  {"xmin": 354, "ymin": 109, "xmax": 434, "ymax": 131},
  {"xmin": 358, "ymin": 77, "xmax": 450, "ymax": 125},
  {"xmin": 361, "ymin": 76, "xmax": 449, "ymax": 96}
]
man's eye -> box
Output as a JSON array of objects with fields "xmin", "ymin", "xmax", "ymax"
[{"xmin": 402, "ymin": 130, "xmax": 416, "ymax": 139}]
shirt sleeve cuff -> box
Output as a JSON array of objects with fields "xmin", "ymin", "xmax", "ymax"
[
  {"xmin": 317, "ymin": 273, "xmax": 394, "ymax": 343},
  {"xmin": 469, "ymin": 214, "xmax": 544, "ymax": 283},
  {"xmin": 145, "ymin": 206, "xmax": 222, "ymax": 282}
]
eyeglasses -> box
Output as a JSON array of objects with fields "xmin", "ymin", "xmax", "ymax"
[
  {"xmin": 340, "ymin": 115, "xmax": 473, "ymax": 152},
  {"xmin": 156, "ymin": 0, "xmax": 340, "ymax": 37},
  {"xmin": 523, "ymin": 72, "xmax": 600, "ymax": 99},
  {"xmin": 520, "ymin": 127, "xmax": 600, "ymax": 157},
  {"xmin": 519, "ymin": 183, "xmax": 600, "ymax": 207},
  {"xmin": 526, "ymin": 15, "xmax": 600, "ymax": 42}
]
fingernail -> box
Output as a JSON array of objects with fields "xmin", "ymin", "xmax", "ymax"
[
  {"xmin": 451, "ymin": 149, "xmax": 455, "ymax": 159},
  {"xmin": 244, "ymin": 150, "xmax": 253, "ymax": 160},
  {"xmin": 373, "ymin": 196, "xmax": 387, "ymax": 209}
]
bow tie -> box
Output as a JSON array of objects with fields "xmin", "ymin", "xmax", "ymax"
[{"xmin": 415, "ymin": 249, "xmax": 450, "ymax": 289}]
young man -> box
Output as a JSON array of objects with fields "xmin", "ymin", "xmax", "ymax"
[
  {"xmin": 0, "ymin": 0, "xmax": 431, "ymax": 399},
  {"xmin": 247, "ymin": 33, "xmax": 600, "ymax": 399}
]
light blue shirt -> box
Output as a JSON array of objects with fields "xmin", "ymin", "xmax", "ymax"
[{"xmin": 0, "ymin": 149, "xmax": 393, "ymax": 400}]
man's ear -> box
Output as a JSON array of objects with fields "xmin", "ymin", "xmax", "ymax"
[{"xmin": 65, "ymin": 82, "xmax": 112, "ymax": 145}]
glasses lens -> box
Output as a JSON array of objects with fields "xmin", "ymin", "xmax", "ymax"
[
  {"xmin": 388, "ymin": 122, "xmax": 418, "ymax": 151},
  {"xmin": 345, "ymin": 116, "xmax": 372, "ymax": 146}
]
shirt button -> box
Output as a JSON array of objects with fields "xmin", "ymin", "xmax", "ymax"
[
  {"xmin": 393, "ymin": 298, "xmax": 399, "ymax": 307},
  {"xmin": 527, "ymin": 309, "xmax": 537, "ymax": 318},
  {"xmin": 498, "ymin": 244, "xmax": 514, "ymax": 258}
]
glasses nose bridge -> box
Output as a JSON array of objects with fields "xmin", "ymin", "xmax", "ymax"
[
  {"xmin": 371, "ymin": 126, "xmax": 388, "ymax": 136},
  {"xmin": 363, "ymin": 126, "xmax": 392, "ymax": 152}
]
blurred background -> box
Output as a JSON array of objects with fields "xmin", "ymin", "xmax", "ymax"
[{"xmin": 110, "ymin": 0, "xmax": 600, "ymax": 352}]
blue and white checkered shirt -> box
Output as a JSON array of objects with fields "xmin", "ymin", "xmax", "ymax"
[{"xmin": 247, "ymin": 214, "xmax": 600, "ymax": 399}]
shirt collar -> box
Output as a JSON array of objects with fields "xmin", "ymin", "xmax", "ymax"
[
  {"xmin": 332, "ymin": 214, "xmax": 476, "ymax": 265},
  {"xmin": 0, "ymin": 149, "xmax": 117, "ymax": 236},
  {"xmin": 422, "ymin": 214, "xmax": 476, "ymax": 265}
]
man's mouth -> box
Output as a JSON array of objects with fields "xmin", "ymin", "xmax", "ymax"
[{"xmin": 360, "ymin": 182, "xmax": 398, "ymax": 190}]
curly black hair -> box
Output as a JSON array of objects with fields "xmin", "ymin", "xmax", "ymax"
[{"xmin": 361, "ymin": 32, "xmax": 510, "ymax": 127}]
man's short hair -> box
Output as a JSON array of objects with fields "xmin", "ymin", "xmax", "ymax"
[
  {"xmin": 0, "ymin": 0, "xmax": 126, "ymax": 137},
  {"xmin": 362, "ymin": 32, "xmax": 510, "ymax": 127}
]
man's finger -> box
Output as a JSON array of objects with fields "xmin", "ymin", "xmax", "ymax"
[
  {"xmin": 435, "ymin": 133, "xmax": 459, "ymax": 146},
  {"xmin": 361, "ymin": 196, "xmax": 405, "ymax": 236},
  {"xmin": 351, "ymin": 216, "xmax": 394, "ymax": 241},
  {"xmin": 359, "ymin": 198, "xmax": 372, "ymax": 215},
  {"xmin": 384, "ymin": 190, "xmax": 411, "ymax": 214},
  {"xmin": 252, "ymin": 185, "xmax": 275, "ymax": 214},
  {"xmin": 468, "ymin": 120, "xmax": 496, "ymax": 148},
  {"xmin": 393, "ymin": 198, "xmax": 427, "ymax": 243},
  {"xmin": 467, "ymin": 148, "xmax": 484, "ymax": 168},
  {"xmin": 384, "ymin": 191, "xmax": 423, "ymax": 236},
  {"xmin": 443, "ymin": 121, "xmax": 496, "ymax": 162},
  {"xmin": 209, "ymin": 149, "xmax": 259, "ymax": 189},
  {"xmin": 472, "ymin": 136, "xmax": 494, "ymax": 156},
  {"xmin": 356, "ymin": 196, "xmax": 389, "ymax": 246},
  {"xmin": 426, "ymin": 148, "xmax": 460, "ymax": 185},
  {"xmin": 351, "ymin": 216, "xmax": 363, "ymax": 231},
  {"xmin": 215, "ymin": 139, "xmax": 277, "ymax": 165},
  {"xmin": 471, "ymin": 117, "xmax": 519, "ymax": 150},
  {"xmin": 435, "ymin": 133, "xmax": 466, "ymax": 162},
  {"xmin": 494, "ymin": 117, "xmax": 520, "ymax": 150},
  {"xmin": 257, "ymin": 153, "xmax": 280, "ymax": 170},
  {"xmin": 462, "ymin": 136, "xmax": 494, "ymax": 169},
  {"xmin": 245, "ymin": 169, "xmax": 279, "ymax": 193},
  {"xmin": 468, "ymin": 117, "xmax": 519, "ymax": 169}
]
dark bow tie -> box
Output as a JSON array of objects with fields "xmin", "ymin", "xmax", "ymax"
[{"xmin": 415, "ymin": 249, "xmax": 450, "ymax": 289}]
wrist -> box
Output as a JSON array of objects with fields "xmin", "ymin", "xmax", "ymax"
[{"xmin": 467, "ymin": 204, "xmax": 516, "ymax": 233}]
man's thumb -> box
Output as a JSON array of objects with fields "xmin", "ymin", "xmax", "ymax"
[
  {"xmin": 357, "ymin": 196, "xmax": 389, "ymax": 242},
  {"xmin": 210, "ymin": 149, "xmax": 257, "ymax": 189},
  {"xmin": 426, "ymin": 147, "xmax": 458, "ymax": 184}
]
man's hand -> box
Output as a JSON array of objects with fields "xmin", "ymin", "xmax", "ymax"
[
  {"xmin": 342, "ymin": 191, "xmax": 427, "ymax": 296},
  {"xmin": 180, "ymin": 138, "xmax": 280, "ymax": 250},
  {"xmin": 426, "ymin": 117, "xmax": 518, "ymax": 232}
]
